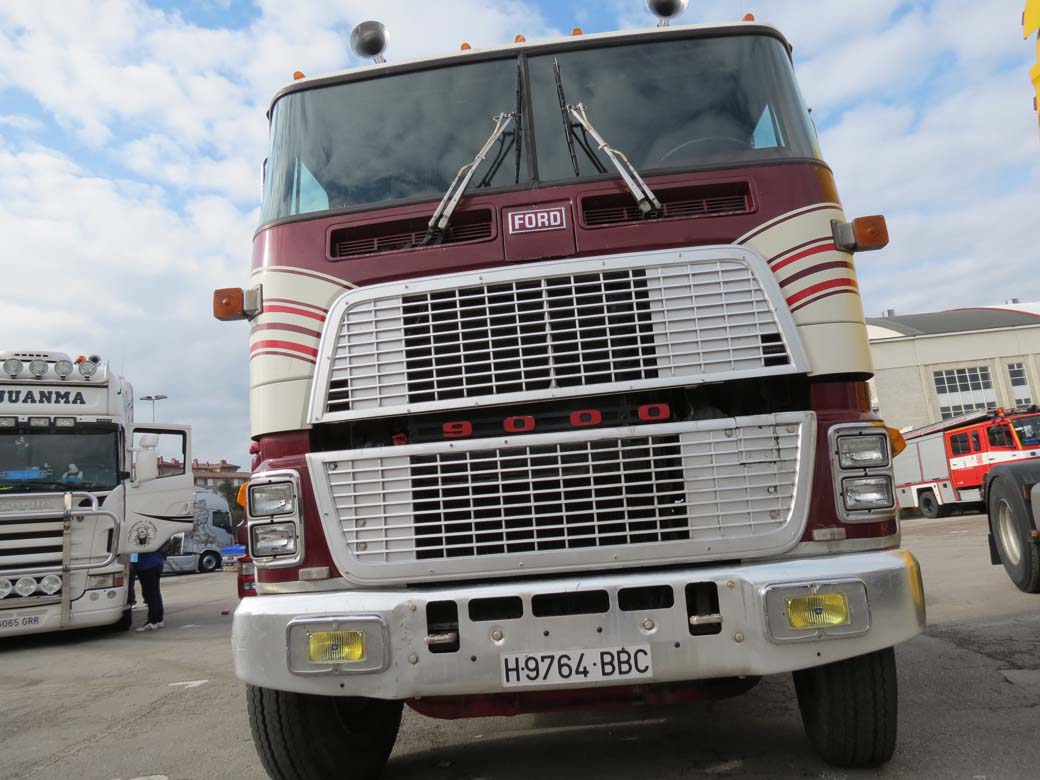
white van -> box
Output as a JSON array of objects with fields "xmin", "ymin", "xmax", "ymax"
[{"xmin": 163, "ymin": 488, "xmax": 235, "ymax": 574}]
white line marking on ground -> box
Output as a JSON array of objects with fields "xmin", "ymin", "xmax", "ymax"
[{"xmin": 168, "ymin": 679, "xmax": 208, "ymax": 689}]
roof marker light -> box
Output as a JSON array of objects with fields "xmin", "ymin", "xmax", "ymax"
[
  {"xmin": 460, "ymin": 42, "xmax": 471, "ymax": 50},
  {"xmin": 572, "ymin": 27, "xmax": 583, "ymax": 35},
  {"xmin": 293, "ymin": 71, "xmax": 305, "ymax": 80},
  {"xmin": 743, "ymin": 13, "xmax": 756, "ymax": 21},
  {"xmin": 514, "ymin": 34, "xmax": 526, "ymax": 43}
]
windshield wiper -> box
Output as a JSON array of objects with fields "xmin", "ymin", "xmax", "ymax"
[
  {"xmin": 476, "ymin": 59, "xmax": 525, "ymax": 190},
  {"xmin": 553, "ymin": 58, "xmax": 661, "ymax": 216}
]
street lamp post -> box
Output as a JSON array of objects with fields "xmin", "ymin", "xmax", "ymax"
[{"xmin": 140, "ymin": 394, "xmax": 168, "ymax": 423}]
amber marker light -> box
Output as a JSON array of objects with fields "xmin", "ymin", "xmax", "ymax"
[
  {"xmin": 832, "ymin": 214, "xmax": 889, "ymax": 252},
  {"xmin": 887, "ymin": 426, "xmax": 907, "ymax": 458},
  {"xmin": 742, "ymin": 13, "xmax": 756, "ymax": 21},
  {"xmin": 460, "ymin": 42, "xmax": 472, "ymax": 50},
  {"xmin": 292, "ymin": 71, "xmax": 305, "ymax": 80},
  {"xmin": 214, "ymin": 287, "xmax": 246, "ymax": 321},
  {"xmin": 514, "ymin": 34, "xmax": 526, "ymax": 42},
  {"xmin": 572, "ymin": 27, "xmax": 583, "ymax": 35}
]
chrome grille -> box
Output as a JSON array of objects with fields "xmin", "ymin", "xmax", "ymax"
[
  {"xmin": 313, "ymin": 249, "xmax": 806, "ymax": 423},
  {"xmin": 0, "ymin": 515, "xmax": 63, "ymax": 572},
  {"xmin": 310, "ymin": 413, "xmax": 813, "ymax": 584}
]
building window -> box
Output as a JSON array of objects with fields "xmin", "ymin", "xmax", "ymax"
[
  {"xmin": 933, "ymin": 366, "xmax": 997, "ymax": 420},
  {"xmin": 1007, "ymin": 363, "xmax": 1033, "ymax": 407}
]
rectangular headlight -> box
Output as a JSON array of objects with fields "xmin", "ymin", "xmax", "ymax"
[
  {"xmin": 842, "ymin": 476, "xmax": 894, "ymax": 510},
  {"xmin": 86, "ymin": 573, "xmax": 116, "ymax": 589},
  {"xmin": 249, "ymin": 482, "xmax": 296, "ymax": 516},
  {"xmin": 251, "ymin": 522, "xmax": 298, "ymax": 557},
  {"xmin": 55, "ymin": 417, "xmax": 76, "ymax": 428},
  {"xmin": 307, "ymin": 630, "xmax": 367, "ymax": 664},
  {"xmin": 836, "ymin": 433, "xmax": 889, "ymax": 469},
  {"xmin": 0, "ymin": 417, "xmax": 16, "ymax": 428},
  {"xmin": 29, "ymin": 417, "xmax": 49, "ymax": 427}
]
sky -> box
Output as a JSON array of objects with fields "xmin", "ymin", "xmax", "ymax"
[{"xmin": 1, "ymin": 0, "xmax": 1037, "ymax": 465}]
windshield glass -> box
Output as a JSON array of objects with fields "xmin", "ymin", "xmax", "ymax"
[
  {"xmin": 528, "ymin": 35, "xmax": 816, "ymax": 181},
  {"xmin": 1011, "ymin": 415, "xmax": 1040, "ymax": 446},
  {"xmin": 0, "ymin": 427, "xmax": 120, "ymax": 493},
  {"xmin": 260, "ymin": 33, "xmax": 816, "ymax": 224},
  {"xmin": 261, "ymin": 58, "xmax": 526, "ymax": 223}
]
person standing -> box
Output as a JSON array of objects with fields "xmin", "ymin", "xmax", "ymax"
[{"xmin": 135, "ymin": 549, "xmax": 165, "ymax": 631}]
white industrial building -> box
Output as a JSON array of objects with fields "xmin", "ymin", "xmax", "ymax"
[{"xmin": 867, "ymin": 303, "xmax": 1040, "ymax": 431}]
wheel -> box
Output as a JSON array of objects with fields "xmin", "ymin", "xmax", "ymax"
[
  {"xmin": 247, "ymin": 685, "xmax": 402, "ymax": 780},
  {"xmin": 793, "ymin": 647, "xmax": 898, "ymax": 767},
  {"xmin": 198, "ymin": 551, "xmax": 221, "ymax": 573},
  {"xmin": 988, "ymin": 479, "xmax": 1040, "ymax": 593},
  {"xmin": 918, "ymin": 489, "xmax": 941, "ymax": 519}
]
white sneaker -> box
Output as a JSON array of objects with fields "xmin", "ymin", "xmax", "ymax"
[
  {"xmin": 136, "ymin": 623, "xmax": 159, "ymax": 632},
  {"xmin": 155, "ymin": 621, "xmax": 164, "ymax": 628}
]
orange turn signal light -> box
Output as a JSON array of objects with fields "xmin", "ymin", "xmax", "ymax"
[
  {"xmin": 460, "ymin": 42, "xmax": 471, "ymax": 50},
  {"xmin": 572, "ymin": 27, "xmax": 583, "ymax": 35},
  {"xmin": 293, "ymin": 71, "xmax": 305, "ymax": 80},
  {"xmin": 742, "ymin": 13, "xmax": 756, "ymax": 21},
  {"xmin": 832, "ymin": 215, "xmax": 889, "ymax": 253},
  {"xmin": 887, "ymin": 426, "xmax": 907, "ymax": 458},
  {"xmin": 514, "ymin": 34, "xmax": 526, "ymax": 43},
  {"xmin": 214, "ymin": 288, "xmax": 247, "ymax": 321},
  {"xmin": 237, "ymin": 482, "xmax": 249, "ymax": 509}
]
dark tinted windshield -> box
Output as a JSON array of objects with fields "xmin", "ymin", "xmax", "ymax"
[
  {"xmin": 261, "ymin": 59, "xmax": 525, "ymax": 223},
  {"xmin": 528, "ymin": 35, "xmax": 816, "ymax": 181},
  {"xmin": 1012, "ymin": 415, "xmax": 1040, "ymax": 446},
  {"xmin": 261, "ymin": 33, "xmax": 815, "ymax": 224},
  {"xmin": 0, "ymin": 427, "xmax": 120, "ymax": 493}
]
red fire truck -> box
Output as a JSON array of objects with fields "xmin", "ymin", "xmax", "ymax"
[
  {"xmin": 217, "ymin": 5, "xmax": 925, "ymax": 775},
  {"xmin": 894, "ymin": 408, "xmax": 1040, "ymax": 518}
]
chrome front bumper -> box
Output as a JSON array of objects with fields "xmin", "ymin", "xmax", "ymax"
[{"xmin": 232, "ymin": 549, "xmax": 925, "ymax": 699}]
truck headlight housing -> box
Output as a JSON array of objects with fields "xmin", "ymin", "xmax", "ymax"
[
  {"xmin": 249, "ymin": 482, "xmax": 295, "ymax": 516},
  {"xmin": 86, "ymin": 573, "xmax": 116, "ymax": 589},
  {"xmin": 251, "ymin": 522, "xmax": 298, "ymax": 558},
  {"xmin": 842, "ymin": 476, "xmax": 894, "ymax": 511},
  {"xmin": 836, "ymin": 433, "xmax": 889, "ymax": 469},
  {"xmin": 77, "ymin": 360, "xmax": 97, "ymax": 377},
  {"xmin": 3, "ymin": 358, "xmax": 23, "ymax": 377}
]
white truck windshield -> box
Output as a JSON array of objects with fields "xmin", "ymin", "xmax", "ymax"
[{"xmin": 0, "ymin": 427, "xmax": 120, "ymax": 493}]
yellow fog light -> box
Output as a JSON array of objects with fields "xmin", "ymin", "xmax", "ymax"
[
  {"xmin": 786, "ymin": 593, "xmax": 850, "ymax": 629},
  {"xmin": 307, "ymin": 630, "xmax": 366, "ymax": 664}
]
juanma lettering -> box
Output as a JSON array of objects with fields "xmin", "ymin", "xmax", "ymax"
[{"xmin": 3, "ymin": 390, "xmax": 86, "ymax": 405}]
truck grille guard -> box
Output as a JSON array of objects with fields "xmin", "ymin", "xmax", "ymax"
[{"xmin": 0, "ymin": 491, "xmax": 119, "ymax": 577}]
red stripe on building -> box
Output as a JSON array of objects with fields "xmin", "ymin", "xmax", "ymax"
[
  {"xmin": 264, "ymin": 297, "xmax": 329, "ymax": 314},
  {"xmin": 771, "ymin": 242, "xmax": 837, "ymax": 273},
  {"xmin": 250, "ymin": 339, "xmax": 319, "ymax": 358},
  {"xmin": 785, "ymin": 277, "xmax": 859, "ymax": 307},
  {"xmin": 251, "ymin": 322, "xmax": 323, "ymax": 340},
  {"xmin": 249, "ymin": 349, "xmax": 317, "ymax": 365},
  {"xmin": 263, "ymin": 304, "xmax": 327, "ymax": 322},
  {"xmin": 779, "ymin": 260, "xmax": 853, "ymax": 289}
]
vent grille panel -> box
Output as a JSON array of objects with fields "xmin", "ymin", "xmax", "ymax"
[
  {"xmin": 329, "ymin": 210, "xmax": 494, "ymax": 259},
  {"xmin": 321, "ymin": 254, "xmax": 796, "ymax": 419},
  {"xmin": 582, "ymin": 183, "xmax": 752, "ymax": 227}
]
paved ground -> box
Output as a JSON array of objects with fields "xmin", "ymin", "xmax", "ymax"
[{"xmin": 1, "ymin": 514, "xmax": 1038, "ymax": 780}]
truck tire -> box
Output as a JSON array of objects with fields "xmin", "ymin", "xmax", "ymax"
[
  {"xmin": 198, "ymin": 551, "xmax": 221, "ymax": 572},
  {"xmin": 247, "ymin": 685, "xmax": 402, "ymax": 780},
  {"xmin": 918, "ymin": 489, "xmax": 947, "ymax": 519},
  {"xmin": 793, "ymin": 647, "xmax": 897, "ymax": 767},
  {"xmin": 988, "ymin": 478, "xmax": 1040, "ymax": 593}
]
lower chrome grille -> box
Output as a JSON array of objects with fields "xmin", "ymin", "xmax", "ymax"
[{"xmin": 309, "ymin": 413, "xmax": 814, "ymax": 584}]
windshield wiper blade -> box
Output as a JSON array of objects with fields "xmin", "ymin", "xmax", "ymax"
[
  {"xmin": 424, "ymin": 110, "xmax": 517, "ymax": 245},
  {"xmin": 477, "ymin": 59, "xmax": 525, "ymax": 190},
  {"xmin": 564, "ymin": 102, "xmax": 662, "ymax": 216},
  {"xmin": 553, "ymin": 58, "xmax": 605, "ymax": 177}
]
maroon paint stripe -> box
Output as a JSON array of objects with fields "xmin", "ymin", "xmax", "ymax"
[
  {"xmin": 738, "ymin": 204, "xmax": 837, "ymax": 244},
  {"xmin": 786, "ymin": 277, "xmax": 858, "ymax": 306},
  {"xmin": 771, "ymin": 242, "xmax": 837, "ymax": 273},
  {"xmin": 779, "ymin": 260, "xmax": 854, "ymax": 289},
  {"xmin": 767, "ymin": 235, "xmax": 833, "ymax": 264},
  {"xmin": 255, "ymin": 267, "xmax": 354, "ymax": 288},
  {"xmin": 250, "ymin": 339, "xmax": 319, "ymax": 358},
  {"xmin": 251, "ymin": 322, "xmax": 323, "ymax": 340},
  {"xmin": 789, "ymin": 288, "xmax": 858, "ymax": 313},
  {"xmin": 265, "ymin": 297, "xmax": 329, "ymax": 314},
  {"xmin": 264, "ymin": 304, "xmax": 327, "ymax": 322},
  {"xmin": 250, "ymin": 349, "xmax": 317, "ymax": 366}
]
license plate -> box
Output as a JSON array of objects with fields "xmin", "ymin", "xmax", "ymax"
[
  {"xmin": 0, "ymin": 611, "xmax": 45, "ymax": 633},
  {"xmin": 501, "ymin": 645, "xmax": 652, "ymax": 688}
]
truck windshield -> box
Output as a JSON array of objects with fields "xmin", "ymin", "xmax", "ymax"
[
  {"xmin": 1011, "ymin": 415, "xmax": 1040, "ymax": 446},
  {"xmin": 0, "ymin": 427, "xmax": 120, "ymax": 493},
  {"xmin": 260, "ymin": 33, "xmax": 816, "ymax": 224}
]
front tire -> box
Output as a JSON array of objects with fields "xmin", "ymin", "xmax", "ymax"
[
  {"xmin": 198, "ymin": 551, "xmax": 221, "ymax": 573},
  {"xmin": 989, "ymin": 479, "xmax": 1040, "ymax": 593},
  {"xmin": 793, "ymin": 647, "xmax": 898, "ymax": 767},
  {"xmin": 247, "ymin": 685, "xmax": 402, "ymax": 780},
  {"xmin": 918, "ymin": 489, "xmax": 946, "ymax": 519}
]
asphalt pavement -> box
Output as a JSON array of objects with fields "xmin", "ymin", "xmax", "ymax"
[{"xmin": 0, "ymin": 513, "xmax": 1037, "ymax": 780}]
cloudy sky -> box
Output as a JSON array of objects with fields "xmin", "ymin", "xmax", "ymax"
[{"xmin": 1, "ymin": 0, "xmax": 1037, "ymax": 464}]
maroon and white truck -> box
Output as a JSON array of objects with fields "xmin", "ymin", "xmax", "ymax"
[{"xmin": 217, "ymin": 7, "xmax": 925, "ymax": 776}]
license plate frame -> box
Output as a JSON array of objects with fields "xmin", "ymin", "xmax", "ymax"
[
  {"xmin": 0, "ymin": 610, "xmax": 46, "ymax": 634},
  {"xmin": 501, "ymin": 644, "xmax": 653, "ymax": 688}
]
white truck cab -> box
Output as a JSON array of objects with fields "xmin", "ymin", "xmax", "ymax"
[
  {"xmin": 164, "ymin": 488, "xmax": 236, "ymax": 574},
  {"xmin": 0, "ymin": 350, "xmax": 194, "ymax": 637}
]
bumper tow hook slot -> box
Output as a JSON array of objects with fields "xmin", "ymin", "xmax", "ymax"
[
  {"xmin": 425, "ymin": 631, "xmax": 460, "ymax": 646},
  {"xmin": 689, "ymin": 614, "xmax": 723, "ymax": 626}
]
